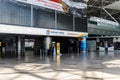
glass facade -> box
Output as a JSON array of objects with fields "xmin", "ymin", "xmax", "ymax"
[
  {"xmin": 34, "ymin": 9, "xmax": 55, "ymax": 29},
  {"xmin": 0, "ymin": 0, "xmax": 87, "ymax": 32},
  {"xmin": 57, "ymin": 13, "xmax": 73, "ymax": 31}
]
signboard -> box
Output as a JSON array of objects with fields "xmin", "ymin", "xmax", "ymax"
[
  {"xmin": 0, "ymin": 24, "xmax": 88, "ymax": 38},
  {"xmin": 45, "ymin": 29, "xmax": 88, "ymax": 37},
  {"xmin": 16, "ymin": 0, "xmax": 65, "ymax": 12},
  {"xmin": 16, "ymin": 0, "xmax": 87, "ymax": 17}
]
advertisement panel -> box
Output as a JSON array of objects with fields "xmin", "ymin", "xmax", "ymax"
[
  {"xmin": 16, "ymin": 0, "xmax": 65, "ymax": 12},
  {"xmin": 16, "ymin": 0, "xmax": 87, "ymax": 17}
]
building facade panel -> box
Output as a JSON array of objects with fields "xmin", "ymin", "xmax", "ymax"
[
  {"xmin": 75, "ymin": 17, "xmax": 87, "ymax": 32},
  {"xmin": 0, "ymin": 0, "xmax": 87, "ymax": 33},
  {"xmin": 0, "ymin": 1, "xmax": 31, "ymax": 26}
]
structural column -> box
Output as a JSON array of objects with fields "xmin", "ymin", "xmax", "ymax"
[
  {"xmin": 44, "ymin": 36, "xmax": 52, "ymax": 54},
  {"xmin": 21, "ymin": 39, "xmax": 25, "ymax": 56},
  {"xmin": 113, "ymin": 38, "xmax": 117, "ymax": 50},
  {"xmin": 17, "ymin": 36, "xmax": 22, "ymax": 56},
  {"xmin": 113, "ymin": 38, "xmax": 117, "ymax": 43},
  {"xmin": 96, "ymin": 38, "xmax": 100, "ymax": 51},
  {"xmin": 80, "ymin": 38, "xmax": 87, "ymax": 52},
  {"xmin": 104, "ymin": 41, "xmax": 108, "ymax": 51}
]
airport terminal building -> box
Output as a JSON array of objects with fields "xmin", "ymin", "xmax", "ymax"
[{"xmin": 0, "ymin": 0, "xmax": 88, "ymax": 57}]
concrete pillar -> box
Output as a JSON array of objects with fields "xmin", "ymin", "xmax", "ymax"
[
  {"xmin": 104, "ymin": 41, "xmax": 108, "ymax": 51},
  {"xmin": 17, "ymin": 37, "xmax": 21, "ymax": 57},
  {"xmin": 117, "ymin": 38, "xmax": 120, "ymax": 42},
  {"xmin": 113, "ymin": 37, "xmax": 117, "ymax": 43},
  {"xmin": 21, "ymin": 39, "xmax": 25, "ymax": 56},
  {"xmin": 34, "ymin": 38, "xmax": 42, "ymax": 55},
  {"xmin": 52, "ymin": 42, "xmax": 56, "ymax": 61},
  {"xmin": 113, "ymin": 38, "xmax": 116, "ymax": 50},
  {"xmin": 96, "ymin": 38, "xmax": 100, "ymax": 51},
  {"xmin": 44, "ymin": 36, "xmax": 52, "ymax": 54},
  {"xmin": 80, "ymin": 38, "xmax": 87, "ymax": 52}
]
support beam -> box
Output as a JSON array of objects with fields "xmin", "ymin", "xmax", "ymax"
[{"xmin": 102, "ymin": 8, "xmax": 118, "ymax": 23}]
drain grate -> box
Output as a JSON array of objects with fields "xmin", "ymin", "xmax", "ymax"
[
  {"xmin": 64, "ymin": 62, "xmax": 77, "ymax": 65},
  {"xmin": 17, "ymin": 71, "xmax": 28, "ymax": 74},
  {"xmin": 96, "ymin": 58, "xmax": 102, "ymax": 60},
  {"xmin": 87, "ymin": 67, "xmax": 102, "ymax": 69},
  {"xmin": 83, "ymin": 77, "xmax": 103, "ymax": 80},
  {"xmin": 88, "ymin": 61, "xmax": 103, "ymax": 69},
  {"xmin": 90, "ymin": 62, "xmax": 101, "ymax": 65},
  {"xmin": 87, "ymin": 65, "xmax": 102, "ymax": 69},
  {"xmin": 23, "ymin": 62, "xmax": 34, "ymax": 63},
  {"xmin": 90, "ymin": 60, "xmax": 102, "ymax": 63}
]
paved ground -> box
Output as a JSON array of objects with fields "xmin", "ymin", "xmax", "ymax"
[{"xmin": 0, "ymin": 51, "xmax": 120, "ymax": 80}]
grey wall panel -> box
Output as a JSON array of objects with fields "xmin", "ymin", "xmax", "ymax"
[
  {"xmin": 0, "ymin": 1, "xmax": 31, "ymax": 26},
  {"xmin": 0, "ymin": 1, "xmax": 87, "ymax": 33},
  {"xmin": 88, "ymin": 27, "xmax": 120, "ymax": 36},
  {"xmin": 75, "ymin": 17, "xmax": 87, "ymax": 32}
]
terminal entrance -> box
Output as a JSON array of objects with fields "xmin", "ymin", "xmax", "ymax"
[
  {"xmin": 52, "ymin": 37, "xmax": 78, "ymax": 54},
  {"xmin": 1, "ymin": 34, "xmax": 119, "ymax": 60},
  {"xmin": 0, "ymin": 35, "xmax": 80, "ymax": 58},
  {"xmin": 0, "ymin": 35, "xmax": 44, "ymax": 58}
]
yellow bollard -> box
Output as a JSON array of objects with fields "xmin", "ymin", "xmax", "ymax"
[
  {"xmin": 56, "ymin": 55, "xmax": 60, "ymax": 68},
  {"xmin": 56, "ymin": 42, "xmax": 60, "ymax": 55},
  {"xmin": 56, "ymin": 42, "xmax": 61, "ymax": 68}
]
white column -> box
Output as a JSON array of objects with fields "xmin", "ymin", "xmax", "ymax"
[
  {"xmin": 96, "ymin": 38, "xmax": 100, "ymax": 51},
  {"xmin": 113, "ymin": 38, "xmax": 116, "ymax": 50},
  {"xmin": 118, "ymin": 38, "xmax": 120, "ymax": 42},
  {"xmin": 104, "ymin": 41, "xmax": 108, "ymax": 51},
  {"xmin": 44, "ymin": 37, "xmax": 52, "ymax": 53},
  {"xmin": 18, "ymin": 37, "xmax": 21, "ymax": 56},
  {"xmin": 113, "ymin": 38, "xmax": 117, "ymax": 43}
]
